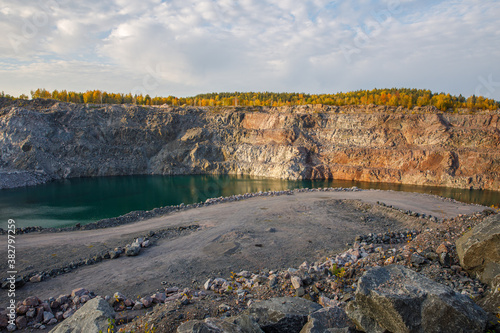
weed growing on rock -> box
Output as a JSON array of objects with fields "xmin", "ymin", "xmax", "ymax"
[
  {"xmin": 98, "ymin": 318, "xmax": 115, "ymax": 333},
  {"xmin": 329, "ymin": 263, "xmax": 346, "ymax": 279}
]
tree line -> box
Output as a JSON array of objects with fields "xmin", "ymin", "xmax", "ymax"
[{"xmin": 1, "ymin": 88, "xmax": 498, "ymax": 111}]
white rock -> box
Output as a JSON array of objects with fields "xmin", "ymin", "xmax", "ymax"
[
  {"xmin": 237, "ymin": 270, "xmax": 252, "ymax": 278},
  {"xmin": 113, "ymin": 292, "xmax": 126, "ymax": 302},
  {"xmin": 204, "ymin": 278, "xmax": 213, "ymax": 290},
  {"xmin": 291, "ymin": 276, "xmax": 303, "ymax": 289}
]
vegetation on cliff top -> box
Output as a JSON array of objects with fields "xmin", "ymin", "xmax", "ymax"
[{"xmin": 1, "ymin": 88, "xmax": 499, "ymax": 111}]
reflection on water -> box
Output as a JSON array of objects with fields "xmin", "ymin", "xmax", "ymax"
[{"xmin": 0, "ymin": 175, "xmax": 498, "ymax": 229}]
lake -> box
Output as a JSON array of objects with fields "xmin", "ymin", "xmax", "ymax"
[{"xmin": 0, "ymin": 174, "xmax": 498, "ymax": 229}]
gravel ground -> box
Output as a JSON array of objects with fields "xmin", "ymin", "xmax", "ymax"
[{"xmin": 121, "ymin": 209, "xmax": 498, "ymax": 333}]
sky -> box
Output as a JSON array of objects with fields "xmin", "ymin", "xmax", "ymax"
[{"xmin": 0, "ymin": 0, "xmax": 499, "ymax": 100}]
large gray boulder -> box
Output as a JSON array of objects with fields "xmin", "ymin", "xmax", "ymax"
[
  {"xmin": 346, "ymin": 265, "xmax": 488, "ymax": 333},
  {"xmin": 244, "ymin": 297, "xmax": 322, "ymax": 333},
  {"xmin": 225, "ymin": 315, "xmax": 264, "ymax": 333},
  {"xmin": 125, "ymin": 243, "xmax": 141, "ymax": 256},
  {"xmin": 300, "ymin": 306, "xmax": 355, "ymax": 333},
  {"xmin": 456, "ymin": 214, "xmax": 500, "ymax": 285},
  {"xmin": 177, "ymin": 317, "xmax": 243, "ymax": 333},
  {"xmin": 177, "ymin": 315, "xmax": 264, "ymax": 333},
  {"xmin": 477, "ymin": 274, "xmax": 500, "ymax": 313},
  {"xmin": 49, "ymin": 296, "xmax": 115, "ymax": 333}
]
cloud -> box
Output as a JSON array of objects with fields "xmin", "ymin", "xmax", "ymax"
[{"xmin": 0, "ymin": 0, "xmax": 499, "ymax": 100}]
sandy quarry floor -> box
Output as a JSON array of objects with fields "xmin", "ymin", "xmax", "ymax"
[{"xmin": 0, "ymin": 190, "xmax": 487, "ymax": 306}]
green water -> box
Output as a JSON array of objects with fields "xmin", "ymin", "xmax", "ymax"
[{"xmin": 0, "ymin": 175, "xmax": 498, "ymax": 229}]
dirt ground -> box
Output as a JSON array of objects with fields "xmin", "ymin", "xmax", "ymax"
[{"xmin": 0, "ymin": 190, "xmax": 487, "ymax": 308}]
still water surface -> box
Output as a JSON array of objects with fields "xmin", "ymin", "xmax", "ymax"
[{"xmin": 0, "ymin": 175, "xmax": 498, "ymax": 229}]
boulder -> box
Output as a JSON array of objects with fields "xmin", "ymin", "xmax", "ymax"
[
  {"xmin": 152, "ymin": 292, "xmax": 166, "ymax": 304},
  {"xmin": 49, "ymin": 296, "xmax": 115, "ymax": 333},
  {"xmin": 244, "ymin": 297, "xmax": 322, "ymax": 333},
  {"xmin": 141, "ymin": 296, "xmax": 153, "ymax": 308},
  {"xmin": 70, "ymin": 288, "xmax": 89, "ymax": 298},
  {"xmin": 132, "ymin": 302, "xmax": 144, "ymax": 310},
  {"xmin": 125, "ymin": 244, "xmax": 141, "ymax": 256},
  {"xmin": 15, "ymin": 315, "xmax": 27, "ymax": 329},
  {"xmin": 56, "ymin": 295, "xmax": 69, "ymax": 304},
  {"xmin": 291, "ymin": 276, "xmax": 303, "ymax": 289},
  {"xmin": 177, "ymin": 317, "xmax": 243, "ymax": 332},
  {"xmin": 23, "ymin": 296, "xmax": 41, "ymax": 307},
  {"xmin": 456, "ymin": 214, "xmax": 500, "ymax": 285},
  {"xmin": 477, "ymin": 274, "xmax": 500, "ymax": 313},
  {"xmin": 30, "ymin": 274, "xmax": 43, "ymax": 283},
  {"xmin": 43, "ymin": 311, "xmax": 55, "ymax": 323},
  {"xmin": 109, "ymin": 250, "xmax": 121, "ymax": 259},
  {"xmin": 224, "ymin": 314, "xmax": 263, "ymax": 333},
  {"xmin": 300, "ymin": 306, "xmax": 355, "ymax": 333},
  {"xmin": 113, "ymin": 292, "xmax": 127, "ymax": 302},
  {"xmin": 346, "ymin": 265, "xmax": 488, "ymax": 333},
  {"xmin": 16, "ymin": 305, "xmax": 28, "ymax": 315}
]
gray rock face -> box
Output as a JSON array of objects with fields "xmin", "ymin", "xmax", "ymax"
[
  {"xmin": 1, "ymin": 101, "xmax": 499, "ymax": 191},
  {"xmin": 300, "ymin": 306, "xmax": 354, "ymax": 333},
  {"xmin": 477, "ymin": 274, "xmax": 500, "ymax": 313},
  {"xmin": 456, "ymin": 214, "xmax": 500, "ymax": 285},
  {"xmin": 346, "ymin": 265, "xmax": 488, "ymax": 333},
  {"xmin": 177, "ymin": 317, "xmax": 243, "ymax": 333},
  {"xmin": 245, "ymin": 297, "xmax": 322, "ymax": 333},
  {"xmin": 49, "ymin": 296, "xmax": 115, "ymax": 333},
  {"xmin": 224, "ymin": 315, "xmax": 264, "ymax": 333}
]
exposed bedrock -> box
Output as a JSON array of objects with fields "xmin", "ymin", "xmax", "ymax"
[{"xmin": 1, "ymin": 99, "xmax": 499, "ymax": 190}]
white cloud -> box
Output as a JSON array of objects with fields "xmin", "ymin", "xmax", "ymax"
[{"xmin": 0, "ymin": 0, "xmax": 499, "ymax": 100}]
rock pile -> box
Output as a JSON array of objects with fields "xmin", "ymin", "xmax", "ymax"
[
  {"xmin": 354, "ymin": 229, "xmax": 419, "ymax": 244},
  {"xmin": 105, "ymin": 287, "xmax": 209, "ymax": 315},
  {"xmin": 0, "ymin": 288, "xmax": 96, "ymax": 331},
  {"xmin": 49, "ymin": 296, "xmax": 115, "ymax": 333},
  {"xmin": 0, "ymin": 226, "xmax": 199, "ymax": 289},
  {"xmin": 377, "ymin": 201, "xmax": 442, "ymax": 222}
]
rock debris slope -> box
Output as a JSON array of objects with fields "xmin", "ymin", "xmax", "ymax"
[{"xmin": 1, "ymin": 98, "xmax": 499, "ymax": 190}]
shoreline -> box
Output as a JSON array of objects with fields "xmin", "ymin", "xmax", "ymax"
[{"xmin": 0, "ymin": 186, "xmax": 488, "ymax": 234}]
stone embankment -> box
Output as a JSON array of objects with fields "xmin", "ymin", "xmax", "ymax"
[{"xmin": 1, "ymin": 98, "xmax": 499, "ymax": 190}]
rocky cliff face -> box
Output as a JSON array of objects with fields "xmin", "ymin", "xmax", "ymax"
[{"xmin": 0, "ymin": 98, "xmax": 499, "ymax": 190}]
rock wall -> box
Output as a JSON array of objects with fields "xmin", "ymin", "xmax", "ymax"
[{"xmin": 1, "ymin": 98, "xmax": 499, "ymax": 190}]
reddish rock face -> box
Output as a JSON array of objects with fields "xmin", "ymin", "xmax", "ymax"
[{"xmin": 1, "ymin": 102, "xmax": 498, "ymax": 191}]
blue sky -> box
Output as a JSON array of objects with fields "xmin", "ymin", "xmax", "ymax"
[{"xmin": 1, "ymin": 0, "xmax": 499, "ymax": 99}]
